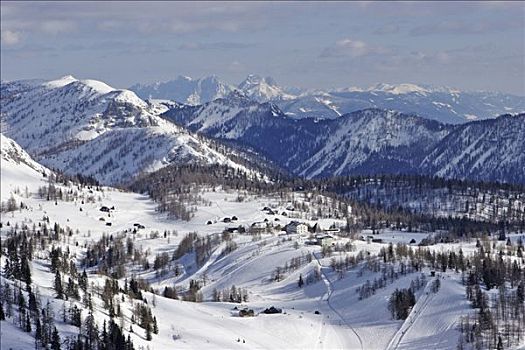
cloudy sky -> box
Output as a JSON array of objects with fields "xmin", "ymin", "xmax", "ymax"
[{"xmin": 1, "ymin": 1, "xmax": 524, "ymax": 95}]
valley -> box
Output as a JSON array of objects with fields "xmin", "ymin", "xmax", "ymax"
[{"xmin": 1, "ymin": 75, "xmax": 524, "ymax": 350}]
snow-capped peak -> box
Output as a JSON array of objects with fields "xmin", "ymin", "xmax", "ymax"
[
  {"xmin": 130, "ymin": 75, "xmax": 235, "ymax": 105},
  {"xmin": 42, "ymin": 75, "xmax": 116, "ymax": 95},
  {"xmin": 111, "ymin": 89, "xmax": 148, "ymax": 108},
  {"xmin": 238, "ymin": 74, "xmax": 295, "ymax": 102},
  {"xmin": 368, "ymin": 83, "xmax": 430, "ymax": 95},
  {"xmin": 43, "ymin": 75, "xmax": 78, "ymax": 88},
  {"xmin": 78, "ymin": 79, "xmax": 115, "ymax": 94},
  {"xmin": 239, "ymin": 74, "xmax": 265, "ymax": 87}
]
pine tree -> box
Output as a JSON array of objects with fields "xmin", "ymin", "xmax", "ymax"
[
  {"xmin": 51, "ymin": 327, "xmax": 61, "ymax": 350},
  {"xmin": 145, "ymin": 322, "xmax": 152, "ymax": 341},
  {"xmin": 83, "ymin": 311, "xmax": 98, "ymax": 349},
  {"xmin": 54, "ymin": 271, "xmax": 64, "ymax": 299},
  {"xmin": 78, "ymin": 270, "xmax": 88, "ymax": 292},
  {"xmin": 35, "ymin": 317, "xmax": 42, "ymax": 346},
  {"xmin": 153, "ymin": 316, "xmax": 158, "ymax": 334},
  {"xmin": 298, "ymin": 274, "xmax": 304, "ymax": 288},
  {"xmin": 497, "ymin": 335, "xmax": 504, "ymax": 350},
  {"xmin": 25, "ymin": 311, "xmax": 32, "ymax": 332},
  {"xmin": 101, "ymin": 320, "xmax": 108, "ymax": 347},
  {"xmin": 20, "ymin": 254, "xmax": 32, "ymax": 288}
]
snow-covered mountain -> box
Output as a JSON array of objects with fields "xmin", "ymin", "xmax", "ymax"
[
  {"xmin": 237, "ymin": 74, "xmax": 296, "ymax": 102},
  {"xmin": 130, "ymin": 75, "xmax": 525, "ymax": 124},
  {"xmin": 305, "ymin": 85, "xmax": 525, "ymax": 124},
  {"xmin": 130, "ymin": 75, "xmax": 235, "ymax": 105},
  {"xmin": 295, "ymin": 109, "xmax": 449, "ymax": 178},
  {"xmin": 421, "ymin": 114, "xmax": 525, "ymax": 183},
  {"xmin": 164, "ymin": 95, "xmax": 525, "ymax": 183},
  {"xmin": 279, "ymin": 83, "xmax": 525, "ymax": 124},
  {"xmin": 2, "ymin": 80, "xmax": 524, "ymax": 350},
  {"xmin": 165, "ymin": 104, "xmax": 448, "ymax": 177},
  {"xmin": 0, "ymin": 76, "xmax": 251, "ymax": 185},
  {"xmin": 3, "ymin": 75, "xmax": 524, "ymax": 185}
]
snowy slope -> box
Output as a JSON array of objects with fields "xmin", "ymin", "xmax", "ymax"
[
  {"xmin": 1, "ymin": 134, "xmax": 50, "ymax": 201},
  {"xmin": 295, "ymin": 109, "xmax": 449, "ymax": 178},
  {"xmin": 1, "ymin": 151, "xmax": 523, "ymax": 349},
  {"xmin": 1, "ymin": 76, "xmax": 253, "ymax": 185},
  {"xmin": 392, "ymin": 275, "xmax": 470, "ymax": 350},
  {"xmin": 421, "ymin": 114, "xmax": 525, "ymax": 183}
]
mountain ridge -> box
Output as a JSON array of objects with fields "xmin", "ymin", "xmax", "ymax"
[
  {"xmin": 130, "ymin": 74, "xmax": 525, "ymax": 124},
  {"xmin": 163, "ymin": 95, "xmax": 525, "ymax": 183},
  {"xmin": 0, "ymin": 76, "xmax": 261, "ymax": 185}
]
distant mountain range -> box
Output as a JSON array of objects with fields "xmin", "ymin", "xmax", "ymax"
[
  {"xmin": 164, "ymin": 92, "xmax": 525, "ymax": 183},
  {"xmin": 2, "ymin": 75, "xmax": 524, "ymax": 185},
  {"xmin": 130, "ymin": 74, "xmax": 525, "ymax": 124}
]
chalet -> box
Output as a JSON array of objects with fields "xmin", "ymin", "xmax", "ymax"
[
  {"xmin": 239, "ymin": 308, "xmax": 255, "ymax": 317},
  {"xmin": 251, "ymin": 222, "xmax": 267, "ymax": 233},
  {"xmin": 263, "ymin": 306, "xmax": 282, "ymax": 314},
  {"xmin": 315, "ymin": 234, "xmax": 334, "ymax": 247},
  {"xmin": 286, "ymin": 221, "xmax": 308, "ymax": 235},
  {"xmin": 262, "ymin": 207, "xmax": 275, "ymax": 215}
]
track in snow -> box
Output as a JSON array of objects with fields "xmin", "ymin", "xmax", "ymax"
[
  {"xmin": 314, "ymin": 252, "xmax": 364, "ymax": 350},
  {"xmin": 386, "ymin": 277, "xmax": 438, "ymax": 350}
]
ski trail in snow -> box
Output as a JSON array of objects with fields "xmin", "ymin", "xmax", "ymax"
[
  {"xmin": 386, "ymin": 277, "xmax": 438, "ymax": 350},
  {"xmin": 314, "ymin": 252, "xmax": 364, "ymax": 350}
]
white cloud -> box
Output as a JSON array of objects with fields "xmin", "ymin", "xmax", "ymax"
[
  {"xmin": 1, "ymin": 29, "xmax": 21, "ymax": 45},
  {"xmin": 321, "ymin": 38, "xmax": 388, "ymax": 58},
  {"xmin": 228, "ymin": 60, "xmax": 245, "ymax": 72},
  {"xmin": 336, "ymin": 39, "xmax": 369, "ymax": 56},
  {"xmin": 40, "ymin": 20, "xmax": 75, "ymax": 34}
]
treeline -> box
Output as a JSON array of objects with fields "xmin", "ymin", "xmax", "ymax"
[{"xmin": 314, "ymin": 173, "xmax": 525, "ymax": 194}]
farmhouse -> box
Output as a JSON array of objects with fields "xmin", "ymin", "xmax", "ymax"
[{"xmin": 286, "ymin": 221, "xmax": 309, "ymax": 235}]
